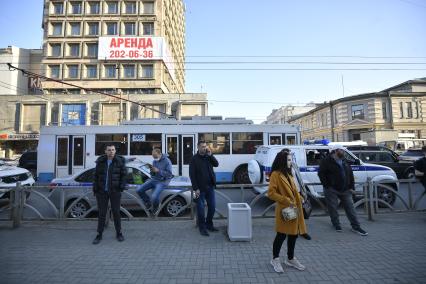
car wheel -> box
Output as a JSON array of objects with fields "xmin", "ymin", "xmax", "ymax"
[
  {"xmin": 377, "ymin": 184, "xmax": 396, "ymax": 207},
  {"xmin": 66, "ymin": 199, "xmax": 90, "ymax": 218},
  {"xmin": 163, "ymin": 196, "xmax": 186, "ymax": 217},
  {"xmin": 233, "ymin": 164, "xmax": 250, "ymax": 184},
  {"xmin": 404, "ymin": 168, "xmax": 415, "ymax": 179}
]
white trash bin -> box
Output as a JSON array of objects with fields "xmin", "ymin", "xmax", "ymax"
[{"xmin": 227, "ymin": 203, "xmax": 252, "ymax": 241}]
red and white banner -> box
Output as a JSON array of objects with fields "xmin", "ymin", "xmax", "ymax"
[{"xmin": 98, "ymin": 36, "xmax": 175, "ymax": 80}]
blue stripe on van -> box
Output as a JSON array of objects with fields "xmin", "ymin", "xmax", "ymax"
[
  {"xmin": 215, "ymin": 172, "xmax": 233, "ymax": 183},
  {"xmin": 262, "ymin": 165, "xmax": 392, "ymax": 173},
  {"xmin": 38, "ymin": 173, "xmax": 54, "ymax": 182}
]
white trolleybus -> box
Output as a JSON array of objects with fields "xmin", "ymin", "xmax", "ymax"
[{"xmin": 37, "ymin": 117, "xmax": 300, "ymax": 183}]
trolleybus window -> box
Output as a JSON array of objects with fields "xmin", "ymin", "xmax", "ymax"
[
  {"xmin": 198, "ymin": 133, "xmax": 230, "ymax": 154},
  {"xmin": 95, "ymin": 134, "xmax": 128, "ymax": 155},
  {"xmin": 130, "ymin": 133, "xmax": 161, "ymax": 155},
  {"xmin": 232, "ymin": 132, "xmax": 263, "ymax": 154}
]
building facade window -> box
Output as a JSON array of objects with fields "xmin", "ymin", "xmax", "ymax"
[
  {"xmin": 51, "ymin": 22, "xmax": 63, "ymax": 36},
  {"xmin": 106, "ymin": 1, "xmax": 119, "ymax": 14},
  {"xmin": 382, "ymin": 102, "xmax": 387, "ymax": 119},
  {"xmin": 67, "ymin": 43, "xmax": 80, "ymax": 57},
  {"xmin": 106, "ymin": 22, "xmax": 118, "ymax": 35},
  {"xmin": 124, "ymin": 22, "xmax": 136, "ymax": 35},
  {"xmin": 62, "ymin": 104, "xmax": 86, "ymax": 126},
  {"xmin": 86, "ymin": 43, "xmax": 98, "ymax": 57},
  {"xmin": 70, "ymin": 1, "xmax": 82, "ymax": 14},
  {"xmin": 122, "ymin": 65, "xmax": 136, "ymax": 78},
  {"xmin": 70, "ymin": 22, "xmax": 81, "ymax": 36},
  {"xmin": 400, "ymin": 102, "xmax": 404, "ymax": 118},
  {"xmin": 49, "ymin": 65, "xmax": 61, "ymax": 78},
  {"xmin": 87, "ymin": 22, "xmax": 99, "ymax": 35},
  {"xmin": 351, "ymin": 104, "xmax": 364, "ymax": 120},
  {"xmin": 406, "ymin": 102, "xmax": 413, "ymax": 118},
  {"xmin": 415, "ymin": 102, "xmax": 419, "ymax": 118},
  {"xmin": 67, "ymin": 65, "xmax": 79, "ymax": 79},
  {"xmin": 334, "ymin": 108, "xmax": 338, "ymax": 124},
  {"xmin": 141, "ymin": 64, "xmax": 153, "ymax": 78},
  {"xmin": 22, "ymin": 104, "xmax": 46, "ymax": 132},
  {"xmin": 86, "ymin": 65, "xmax": 98, "ymax": 78},
  {"xmin": 50, "ymin": 43, "xmax": 62, "ymax": 57},
  {"xmin": 142, "ymin": 2, "xmax": 154, "ymax": 14},
  {"xmin": 104, "ymin": 65, "xmax": 117, "ymax": 78},
  {"xmin": 124, "ymin": 1, "xmax": 137, "ymax": 14},
  {"xmin": 52, "ymin": 2, "xmax": 64, "ymax": 14},
  {"xmin": 88, "ymin": 1, "xmax": 100, "ymax": 14},
  {"xmin": 142, "ymin": 22, "xmax": 154, "ymax": 35}
]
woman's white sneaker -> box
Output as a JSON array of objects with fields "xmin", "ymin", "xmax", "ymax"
[
  {"xmin": 270, "ymin": 258, "xmax": 284, "ymax": 273},
  {"xmin": 284, "ymin": 257, "xmax": 306, "ymax": 271}
]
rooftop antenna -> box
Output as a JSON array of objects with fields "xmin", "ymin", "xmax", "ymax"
[{"xmin": 341, "ymin": 75, "xmax": 345, "ymax": 97}]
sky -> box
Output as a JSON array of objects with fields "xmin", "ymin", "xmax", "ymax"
[{"xmin": 1, "ymin": 0, "xmax": 426, "ymax": 123}]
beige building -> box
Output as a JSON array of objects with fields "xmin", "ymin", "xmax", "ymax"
[
  {"xmin": 288, "ymin": 78, "xmax": 426, "ymax": 144},
  {"xmin": 264, "ymin": 103, "xmax": 318, "ymax": 124},
  {"xmin": 0, "ymin": 0, "xmax": 208, "ymax": 157}
]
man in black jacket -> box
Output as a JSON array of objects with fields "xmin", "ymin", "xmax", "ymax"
[
  {"xmin": 92, "ymin": 144, "xmax": 127, "ymax": 244},
  {"xmin": 318, "ymin": 145, "xmax": 368, "ymax": 236},
  {"xmin": 189, "ymin": 140, "xmax": 219, "ymax": 236}
]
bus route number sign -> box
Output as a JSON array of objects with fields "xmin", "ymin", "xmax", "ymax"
[{"xmin": 132, "ymin": 134, "xmax": 146, "ymax": 142}]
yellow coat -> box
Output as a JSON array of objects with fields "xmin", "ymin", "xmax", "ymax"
[{"xmin": 267, "ymin": 171, "xmax": 307, "ymax": 235}]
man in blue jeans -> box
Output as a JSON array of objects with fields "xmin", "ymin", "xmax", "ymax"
[
  {"xmin": 136, "ymin": 148, "xmax": 173, "ymax": 213},
  {"xmin": 189, "ymin": 141, "xmax": 219, "ymax": 236}
]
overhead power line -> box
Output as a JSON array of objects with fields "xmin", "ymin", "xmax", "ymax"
[{"xmin": 5, "ymin": 63, "xmax": 171, "ymax": 117}]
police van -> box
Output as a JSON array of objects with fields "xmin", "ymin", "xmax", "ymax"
[{"xmin": 247, "ymin": 143, "xmax": 399, "ymax": 205}]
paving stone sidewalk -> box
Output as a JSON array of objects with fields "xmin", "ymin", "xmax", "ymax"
[{"xmin": 1, "ymin": 212, "xmax": 426, "ymax": 284}]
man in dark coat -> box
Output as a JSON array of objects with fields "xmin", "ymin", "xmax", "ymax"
[
  {"xmin": 92, "ymin": 144, "xmax": 127, "ymax": 244},
  {"xmin": 414, "ymin": 146, "xmax": 426, "ymax": 191},
  {"xmin": 318, "ymin": 145, "xmax": 368, "ymax": 236},
  {"xmin": 189, "ymin": 140, "xmax": 219, "ymax": 236}
]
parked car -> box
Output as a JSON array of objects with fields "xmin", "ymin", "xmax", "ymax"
[
  {"xmin": 351, "ymin": 150, "xmax": 415, "ymax": 179},
  {"xmin": 18, "ymin": 151, "xmax": 37, "ymax": 179},
  {"xmin": 0, "ymin": 160, "xmax": 35, "ymax": 199},
  {"xmin": 346, "ymin": 145, "xmax": 399, "ymax": 159},
  {"xmin": 48, "ymin": 160, "xmax": 192, "ymax": 218},
  {"xmin": 398, "ymin": 149, "xmax": 424, "ymax": 162}
]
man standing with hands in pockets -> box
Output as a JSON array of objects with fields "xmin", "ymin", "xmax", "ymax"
[{"xmin": 189, "ymin": 141, "xmax": 219, "ymax": 236}]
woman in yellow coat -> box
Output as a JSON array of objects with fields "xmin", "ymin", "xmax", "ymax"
[{"xmin": 268, "ymin": 150, "xmax": 307, "ymax": 273}]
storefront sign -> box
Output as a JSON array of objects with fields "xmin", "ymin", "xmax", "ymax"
[{"xmin": 0, "ymin": 134, "xmax": 40, "ymax": 140}]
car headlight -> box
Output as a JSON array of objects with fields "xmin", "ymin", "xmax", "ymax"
[{"xmin": 26, "ymin": 172, "xmax": 33, "ymax": 179}]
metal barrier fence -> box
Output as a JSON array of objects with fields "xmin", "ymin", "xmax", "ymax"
[{"xmin": 0, "ymin": 178, "xmax": 424, "ymax": 228}]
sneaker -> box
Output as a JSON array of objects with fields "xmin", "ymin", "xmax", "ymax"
[
  {"xmin": 334, "ymin": 225, "xmax": 343, "ymax": 232},
  {"xmin": 284, "ymin": 257, "xmax": 306, "ymax": 271},
  {"xmin": 351, "ymin": 227, "xmax": 368, "ymax": 236},
  {"xmin": 92, "ymin": 234, "xmax": 102, "ymax": 245},
  {"xmin": 116, "ymin": 232, "xmax": 125, "ymax": 242},
  {"xmin": 199, "ymin": 229, "xmax": 209, "ymax": 236},
  {"xmin": 270, "ymin": 258, "xmax": 284, "ymax": 273}
]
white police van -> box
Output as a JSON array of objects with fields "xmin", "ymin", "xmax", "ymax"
[{"xmin": 247, "ymin": 142, "xmax": 399, "ymax": 205}]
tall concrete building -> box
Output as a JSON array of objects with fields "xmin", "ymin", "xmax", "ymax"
[{"xmin": 0, "ymin": 0, "xmax": 208, "ymax": 157}]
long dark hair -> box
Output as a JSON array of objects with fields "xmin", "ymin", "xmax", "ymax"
[{"xmin": 271, "ymin": 149, "xmax": 292, "ymax": 177}]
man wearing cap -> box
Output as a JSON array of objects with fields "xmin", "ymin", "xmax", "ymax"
[
  {"xmin": 414, "ymin": 146, "xmax": 426, "ymax": 192},
  {"xmin": 318, "ymin": 145, "xmax": 368, "ymax": 236}
]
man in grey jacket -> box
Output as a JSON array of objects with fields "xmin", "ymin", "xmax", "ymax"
[{"xmin": 136, "ymin": 148, "xmax": 173, "ymax": 213}]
